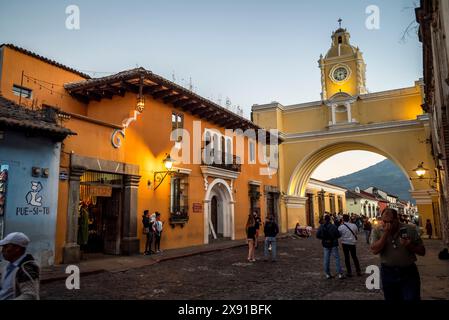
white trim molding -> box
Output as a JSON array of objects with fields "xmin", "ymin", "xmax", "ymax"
[
  {"xmin": 410, "ymin": 189, "xmax": 439, "ymax": 205},
  {"xmin": 200, "ymin": 166, "xmax": 240, "ymax": 180},
  {"xmin": 283, "ymin": 195, "xmax": 307, "ymax": 208}
]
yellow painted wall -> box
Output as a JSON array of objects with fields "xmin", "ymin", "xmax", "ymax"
[{"xmin": 1, "ymin": 47, "xmax": 279, "ymax": 263}]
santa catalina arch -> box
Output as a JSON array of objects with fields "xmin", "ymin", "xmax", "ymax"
[{"xmin": 252, "ymin": 27, "xmax": 438, "ymax": 234}]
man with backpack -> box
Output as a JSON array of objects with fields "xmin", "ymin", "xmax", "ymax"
[
  {"xmin": 338, "ymin": 214, "xmax": 362, "ymax": 277},
  {"xmin": 316, "ymin": 215, "xmax": 345, "ymax": 279},
  {"xmin": 263, "ymin": 216, "xmax": 279, "ymax": 262}
]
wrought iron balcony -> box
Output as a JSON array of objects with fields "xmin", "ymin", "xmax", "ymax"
[
  {"xmin": 169, "ymin": 206, "xmax": 189, "ymax": 228},
  {"xmin": 201, "ymin": 148, "xmax": 242, "ymax": 172}
]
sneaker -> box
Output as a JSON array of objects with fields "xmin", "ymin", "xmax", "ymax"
[
  {"xmin": 250, "ymin": 259, "xmax": 256, "ymax": 262},
  {"xmin": 325, "ymin": 274, "xmax": 333, "ymax": 279},
  {"xmin": 338, "ymin": 273, "xmax": 345, "ymax": 280}
]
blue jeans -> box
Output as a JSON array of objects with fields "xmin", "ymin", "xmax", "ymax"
[
  {"xmin": 323, "ymin": 246, "xmax": 343, "ymax": 275},
  {"xmin": 264, "ymin": 237, "xmax": 277, "ymax": 260},
  {"xmin": 381, "ymin": 263, "xmax": 421, "ymax": 301}
]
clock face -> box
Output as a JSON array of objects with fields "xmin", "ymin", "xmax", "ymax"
[{"xmin": 333, "ymin": 67, "xmax": 349, "ymax": 82}]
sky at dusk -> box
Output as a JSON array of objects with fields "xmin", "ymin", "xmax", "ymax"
[{"xmin": 0, "ymin": 0, "xmax": 420, "ymax": 179}]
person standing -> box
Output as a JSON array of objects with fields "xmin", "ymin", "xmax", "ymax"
[
  {"xmin": 246, "ymin": 214, "xmax": 257, "ymax": 262},
  {"xmin": 153, "ymin": 212, "xmax": 163, "ymax": 253},
  {"xmin": 254, "ymin": 213, "xmax": 261, "ymax": 249},
  {"xmin": 338, "ymin": 214, "xmax": 362, "ymax": 277},
  {"xmin": 263, "ymin": 216, "xmax": 279, "ymax": 262},
  {"xmin": 371, "ymin": 208, "xmax": 426, "ymax": 301},
  {"xmin": 425, "ymin": 219, "xmax": 433, "ymax": 239},
  {"xmin": 316, "ymin": 215, "xmax": 345, "ymax": 279},
  {"xmin": 0, "ymin": 232, "xmax": 40, "ymax": 300},
  {"xmin": 142, "ymin": 210, "xmax": 153, "ymax": 255},
  {"xmin": 363, "ymin": 218, "xmax": 372, "ymax": 244}
]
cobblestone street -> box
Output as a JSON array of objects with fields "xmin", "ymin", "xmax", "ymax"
[
  {"xmin": 40, "ymin": 236, "xmax": 448, "ymax": 300},
  {"xmin": 39, "ymin": 236, "xmax": 367, "ymax": 300}
]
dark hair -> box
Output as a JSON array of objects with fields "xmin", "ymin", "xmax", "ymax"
[
  {"xmin": 342, "ymin": 214, "xmax": 350, "ymax": 222},
  {"xmin": 143, "ymin": 210, "xmax": 149, "ymax": 215},
  {"xmin": 381, "ymin": 208, "xmax": 398, "ymax": 220},
  {"xmin": 324, "ymin": 214, "xmax": 331, "ymax": 222},
  {"xmin": 155, "ymin": 211, "xmax": 161, "ymax": 216}
]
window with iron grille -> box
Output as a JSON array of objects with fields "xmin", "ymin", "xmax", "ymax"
[{"xmin": 170, "ymin": 174, "xmax": 189, "ymax": 220}]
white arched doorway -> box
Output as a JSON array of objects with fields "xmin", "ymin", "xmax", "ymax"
[{"xmin": 204, "ymin": 178, "xmax": 235, "ymax": 244}]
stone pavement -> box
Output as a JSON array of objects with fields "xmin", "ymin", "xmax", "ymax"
[
  {"xmin": 40, "ymin": 235, "xmax": 449, "ymax": 300},
  {"xmin": 41, "ymin": 238, "xmax": 249, "ymax": 283}
]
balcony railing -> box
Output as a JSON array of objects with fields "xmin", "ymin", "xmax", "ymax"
[
  {"xmin": 169, "ymin": 205, "xmax": 189, "ymax": 227},
  {"xmin": 201, "ymin": 148, "xmax": 241, "ymax": 172}
]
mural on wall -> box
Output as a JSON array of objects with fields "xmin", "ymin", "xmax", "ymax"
[
  {"xmin": 16, "ymin": 181, "xmax": 50, "ymax": 216},
  {"xmin": 0, "ymin": 165, "xmax": 8, "ymax": 216},
  {"xmin": 0, "ymin": 165, "xmax": 8, "ymax": 239},
  {"xmin": 26, "ymin": 181, "xmax": 43, "ymax": 207}
]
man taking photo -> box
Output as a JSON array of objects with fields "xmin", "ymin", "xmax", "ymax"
[{"xmin": 371, "ymin": 208, "xmax": 425, "ymax": 301}]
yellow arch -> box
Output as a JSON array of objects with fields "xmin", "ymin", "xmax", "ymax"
[{"xmin": 287, "ymin": 141, "xmax": 414, "ymax": 197}]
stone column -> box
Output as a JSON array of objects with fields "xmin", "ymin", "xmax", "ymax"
[
  {"xmin": 346, "ymin": 102, "xmax": 352, "ymax": 123},
  {"xmin": 63, "ymin": 165, "xmax": 86, "ymax": 264},
  {"xmin": 121, "ymin": 174, "xmax": 141, "ymax": 255},
  {"xmin": 331, "ymin": 104, "xmax": 336, "ymax": 125}
]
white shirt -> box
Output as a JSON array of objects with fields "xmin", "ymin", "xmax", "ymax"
[{"xmin": 338, "ymin": 222, "xmax": 358, "ymax": 245}]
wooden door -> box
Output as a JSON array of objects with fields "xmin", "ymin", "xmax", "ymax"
[
  {"xmin": 211, "ymin": 196, "xmax": 218, "ymax": 236},
  {"xmin": 103, "ymin": 189, "xmax": 122, "ymax": 255}
]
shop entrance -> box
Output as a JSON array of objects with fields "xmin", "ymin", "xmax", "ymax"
[{"xmin": 78, "ymin": 172, "xmax": 123, "ymax": 255}]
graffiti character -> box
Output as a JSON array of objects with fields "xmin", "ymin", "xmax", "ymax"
[{"xmin": 26, "ymin": 181, "xmax": 43, "ymax": 207}]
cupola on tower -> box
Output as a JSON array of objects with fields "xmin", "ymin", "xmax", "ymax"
[{"xmin": 318, "ymin": 22, "xmax": 367, "ymax": 101}]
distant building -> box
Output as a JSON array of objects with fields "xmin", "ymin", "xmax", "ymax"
[
  {"xmin": 304, "ymin": 179, "xmax": 347, "ymax": 228},
  {"xmin": 346, "ymin": 187, "xmax": 379, "ymax": 218}
]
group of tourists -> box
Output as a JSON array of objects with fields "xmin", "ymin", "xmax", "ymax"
[{"xmin": 316, "ymin": 208, "xmax": 426, "ymax": 301}]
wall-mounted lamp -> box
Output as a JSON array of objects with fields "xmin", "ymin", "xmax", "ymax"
[
  {"xmin": 410, "ymin": 162, "xmax": 437, "ymax": 189},
  {"xmin": 153, "ymin": 154, "xmax": 175, "ymax": 191},
  {"xmin": 136, "ymin": 74, "xmax": 145, "ymax": 113},
  {"xmin": 412, "ymin": 162, "xmax": 428, "ymax": 179}
]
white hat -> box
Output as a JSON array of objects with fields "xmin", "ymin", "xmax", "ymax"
[{"xmin": 0, "ymin": 232, "xmax": 30, "ymax": 248}]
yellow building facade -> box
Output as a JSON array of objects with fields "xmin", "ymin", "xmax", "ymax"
[
  {"xmin": 0, "ymin": 44, "xmax": 279, "ymax": 264},
  {"xmin": 304, "ymin": 179, "xmax": 347, "ymax": 227},
  {"xmin": 252, "ymin": 27, "xmax": 439, "ymax": 235}
]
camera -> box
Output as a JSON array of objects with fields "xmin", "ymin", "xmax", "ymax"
[{"xmin": 399, "ymin": 227, "xmax": 409, "ymax": 239}]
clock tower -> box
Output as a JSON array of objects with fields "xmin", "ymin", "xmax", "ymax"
[{"xmin": 319, "ymin": 24, "xmax": 367, "ymax": 100}]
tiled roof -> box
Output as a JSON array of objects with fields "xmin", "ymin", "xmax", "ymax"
[
  {"xmin": 64, "ymin": 67, "xmax": 266, "ymax": 133},
  {"xmin": 0, "ymin": 44, "xmax": 91, "ymax": 79},
  {"xmin": 0, "ymin": 96, "xmax": 76, "ymax": 140}
]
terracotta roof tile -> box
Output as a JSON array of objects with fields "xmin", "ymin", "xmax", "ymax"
[{"xmin": 0, "ymin": 96, "xmax": 76, "ymax": 140}]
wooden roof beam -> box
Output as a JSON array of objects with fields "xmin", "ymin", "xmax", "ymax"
[
  {"xmin": 163, "ymin": 94, "xmax": 184, "ymax": 104},
  {"xmin": 121, "ymin": 81, "xmax": 139, "ymax": 94},
  {"xmin": 152, "ymin": 89, "xmax": 173, "ymax": 100}
]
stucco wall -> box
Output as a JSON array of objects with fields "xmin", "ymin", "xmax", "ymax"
[{"xmin": 0, "ymin": 130, "xmax": 61, "ymax": 267}]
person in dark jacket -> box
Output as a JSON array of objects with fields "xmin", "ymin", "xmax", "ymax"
[
  {"xmin": 263, "ymin": 216, "xmax": 279, "ymax": 262},
  {"xmin": 316, "ymin": 215, "xmax": 344, "ymax": 279},
  {"xmin": 142, "ymin": 210, "xmax": 153, "ymax": 255},
  {"xmin": 425, "ymin": 219, "xmax": 433, "ymax": 239},
  {"xmin": 0, "ymin": 232, "xmax": 39, "ymax": 300}
]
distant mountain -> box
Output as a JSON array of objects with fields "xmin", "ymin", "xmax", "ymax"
[{"xmin": 326, "ymin": 159, "xmax": 413, "ymax": 203}]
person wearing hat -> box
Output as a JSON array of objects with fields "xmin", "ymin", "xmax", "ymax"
[{"xmin": 0, "ymin": 232, "xmax": 40, "ymax": 300}]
